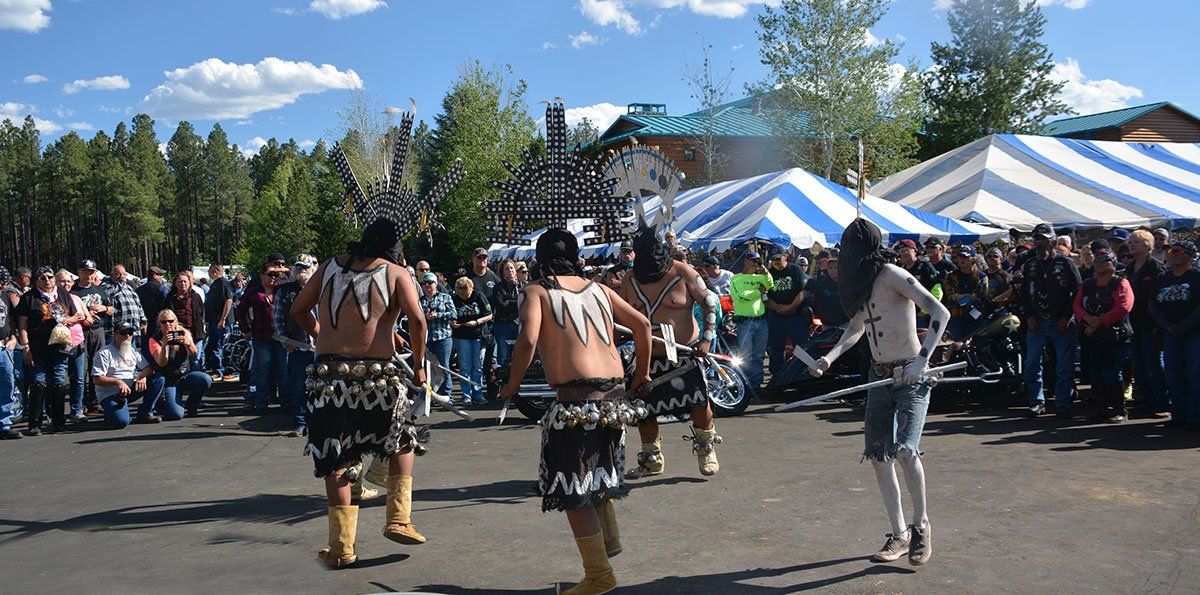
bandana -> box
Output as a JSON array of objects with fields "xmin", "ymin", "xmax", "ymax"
[
  {"xmin": 535, "ymin": 228, "xmax": 583, "ymax": 288},
  {"xmin": 838, "ymin": 218, "xmax": 887, "ymax": 314},
  {"xmin": 631, "ymin": 224, "xmax": 672, "ymax": 284},
  {"xmin": 348, "ymin": 219, "xmax": 405, "ymax": 268}
]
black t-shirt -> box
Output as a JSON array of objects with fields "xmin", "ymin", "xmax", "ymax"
[
  {"xmin": 811, "ymin": 274, "xmax": 848, "ymax": 326},
  {"xmin": 767, "ymin": 263, "xmax": 807, "ymax": 306},
  {"xmin": 73, "ymin": 284, "xmax": 112, "ymax": 334},
  {"xmin": 469, "ymin": 269, "xmax": 501, "ymax": 302},
  {"xmin": 1153, "ymin": 268, "xmax": 1200, "ymax": 327},
  {"xmin": 931, "ymin": 256, "xmax": 956, "ymax": 280},
  {"xmin": 1128, "ymin": 257, "xmax": 1165, "ymax": 330},
  {"xmin": 0, "ymin": 297, "xmax": 11, "ymax": 342},
  {"xmin": 904, "ymin": 260, "xmax": 941, "ymax": 291},
  {"xmin": 205, "ymin": 276, "xmax": 233, "ymax": 322},
  {"xmin": 451, "ymin": 291, "xmax": 491, "ymax": 340},
  {"xmin": 143, "ymin": 331, "xmax": 191, "ymax": 385},
  {"xmin": 1020, "ymin": 253, "xmax": 1082, "ymax": 320},
  {"xmin": 17, "ymin": 289, "xmax": 77, "ymax": 357}
]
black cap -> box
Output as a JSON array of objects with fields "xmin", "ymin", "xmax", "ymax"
[
  {"xmin": 1109, "ymin": 228, "xmax": 1131, "ymax": 242},
  {"xmin": 745, "ymin": 251, "xmax": 761, "ymax": 261},
  {"xmin": 952, "ymin": 245, "xmax": 975, "ymax": 258},
  {"xmin": 703, "ymin": 255, "xmax": 720, "ymax": 266},
  {"xmin": 117, "ymin": 321, "xmax": 138, "ymax": 335},
  {"xmin": 1032, "ymin": 223, "xmax": 1055, "ymax": 239},
  {"xmin": 79, "ymin": 259, "xmax": 97, "ymax": 271},
  {"xmin": 924, "ymin": 237, "xmax": 944, "ymax": 247},
  {"xmin": 619, "ymin": 241, "xmax": 634, "ymax": 252},
  {"xmin": 1089, "ymin": 239, "xmax": 1111, "ymax": 254},
  {"xmin": 266, "ymin": 252, "xmax": 287, "ymax": 264},
  {"xmin": 1168, "ymin": 240, "xmax": 1197, "ymax": 256}
]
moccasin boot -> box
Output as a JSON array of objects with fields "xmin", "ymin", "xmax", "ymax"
[
  {"xmin": 364, "ymin": 455, "xmax": 389, "ymax": 488},
  {"xmin": 351, "ymin": 478, "xmax": 379, "ymax": 501},
  {"xmin": 561, "ymin": 532, "xmax": 616, "ymax": 595},
  {"xmin": 625, "ymin": 437, "xmax": 664, "ymax": 479},
  {"xmin": 383, "ymin": 474, "xmax": 426, "ymax": 544},
  {"xmin": 596, "ymin": 500, "xmax": 622, "ymax": 557},
  {"xmin": 691, "ymin": 426, "xmax": 720, "ymax": 476},
  {"xmin": 317, "ymin": 505, "xmax": 358, "ymax": 568}
]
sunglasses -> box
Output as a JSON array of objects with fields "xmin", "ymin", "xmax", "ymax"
[
  {"xmin": 416, "ymin": 267, "xmax": 430, "ymax": 272},
  {"xmin": 38, "ymin": 274, "xmax": 54, "ymax": 280},
  {"xmin": 421, "ymin": 281, "xmax": 436, "ymax": 286},
  {"xmin": 1167, "ymin": 248, "xmax": 1190, "ymax": 256},
  {"xmin": 267, "ymin": 271, "xmax": 285, "ymax": 279},
  {"xmin": 159, "ymin": 319, "xmax": 177, "ymax": 324}
]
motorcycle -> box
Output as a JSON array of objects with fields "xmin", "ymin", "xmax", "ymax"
[
  {"xmin": 930, "ymin": 306, "xmax": 1025, "ymax": 395},
  {"xmin": 766, "ymin": 317, "xmax": 868, "ymax": 399}
]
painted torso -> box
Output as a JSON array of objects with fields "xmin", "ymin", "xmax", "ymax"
[
  {"xmin": 314, "ymin": 257, "xmax": 404, "ymax": 359},
  {"xmin": 525, "ymin": 277, "xmax": 625, "ymax": 385}
]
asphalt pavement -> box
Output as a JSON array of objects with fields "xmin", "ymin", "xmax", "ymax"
[{"xmin": 1, "ymin": 382, "xmax": 1197, "ymax": 594}]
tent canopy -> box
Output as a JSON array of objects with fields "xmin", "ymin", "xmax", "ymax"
[
  {"xmin": 871, "ymin": 134, "xmax": 1200, "ymax": 231},
  {"xmin": 488, "ymin": 167, "xmax": 1005, "ymax": 259}
]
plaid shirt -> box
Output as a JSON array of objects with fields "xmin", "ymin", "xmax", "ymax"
[
  {"xmin": 420, "ymin": 291, "xmax": 456, "ymax": 342},
  {"xmin": 272, "ymin": 280, "xmax": 314, "ymax": 348},
  {"xmin": 237, "ymin": 285, "xmax": 276, "ymax": 341},
  {"xmin": 106, "ymin": 279, "xmax": 147, "ymax": 332}
]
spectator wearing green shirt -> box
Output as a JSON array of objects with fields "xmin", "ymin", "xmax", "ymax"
[{"xmin": 729, "ymin": 251, "xmax": 774, "ymax": 388}]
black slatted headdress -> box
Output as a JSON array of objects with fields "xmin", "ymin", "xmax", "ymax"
[
  {"xmin": 330, "ymin": 110, "xmax": 464, "ymax": 245},
  {"xmin": 484, "ymin": 101, "xmax": 631, "ymax": 247}
]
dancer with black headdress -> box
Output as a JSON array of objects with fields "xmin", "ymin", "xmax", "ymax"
[
  {"xmin": 493, "ymin": 101, "xmax": 654, "ymax": 594},
  {"xmin": 807, "ymin": 219, "xmax": 950, "ymax": 567},
  {"xmin": 289, "ymin": 109, "xmax": 463, "ymax": 568}
]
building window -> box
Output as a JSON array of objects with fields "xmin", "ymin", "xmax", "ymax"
[{"xmin": 683, "ymin": 149, "xmax": 696, "ymax": 161}]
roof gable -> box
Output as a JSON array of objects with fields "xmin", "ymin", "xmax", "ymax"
[
  {"xmin": 1041, "ymin": 102, "xmax": 1200, "ymax": 137},
  {"xmin": 595, "ymin": 96, "xmax": 808, "ymax": 145}
]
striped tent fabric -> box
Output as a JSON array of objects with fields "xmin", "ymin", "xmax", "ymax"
[
  {"xmin": 489, "ymin": 168, "xmax": 1004, "ymax": 258},
  {"xmin": 871, "ymin": 134, "xmax": 1200, "ymax": 231}
]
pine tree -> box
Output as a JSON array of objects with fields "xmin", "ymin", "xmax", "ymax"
[
  {"xmin": 123, "ymin": 114, "xmax": 170, "ymax": 270},
  {"xmin": 922, "ymin": 0, "xmax": 1070, "ymax": 156},
  {"xmin": 39, "ymin": 132, "xmax": 90, "ymax": 265},
  {"xmin": 167, "ymin": 121, "xmax": 205, "ymax": 269}
]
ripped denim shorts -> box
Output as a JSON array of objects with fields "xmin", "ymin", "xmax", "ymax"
[{"xmin": 862, "ymin": 367, "xmax": 931, "ymax": 463}]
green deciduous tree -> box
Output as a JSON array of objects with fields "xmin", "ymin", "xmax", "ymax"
[{"xmin": 921, "ymin": 0, "xmax": 1070, "ymax": 157}]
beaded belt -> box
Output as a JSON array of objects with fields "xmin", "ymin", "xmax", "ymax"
[
  {"xmin": 543, "ymin": 399, "xmax": 651, "ymax": 431},
  {"xmin": 304, "ymin": 360, "xmax": 406, "ymax": 396}
]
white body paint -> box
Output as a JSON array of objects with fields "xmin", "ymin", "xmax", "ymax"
[
  {"xmin": 546, "ymin": 282, "xmax": 614, "ymax": 347},
  {"xmin": 320, "ymin": 261, "xmax": 391, "ymax": 329}
]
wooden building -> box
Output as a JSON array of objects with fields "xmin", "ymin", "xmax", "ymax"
[
  {"xmin": 1042, "ymin": 102, "xmax": 1200, "ymax": 142},
  {"xmin": 593, "ymin": 98, "xmax": 794, "ymax": 187}
]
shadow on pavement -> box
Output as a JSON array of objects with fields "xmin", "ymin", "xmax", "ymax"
[
  {"xmin": 0, "ymin": 493, "xmax": 326, "ymax": 542},
  {"xmin": 411, "ymin": 555, "xmax": 913, "ymax": 593},
  {"xmin": 74, "ymin": 430, "xmax": 266, "ymax": 444}
]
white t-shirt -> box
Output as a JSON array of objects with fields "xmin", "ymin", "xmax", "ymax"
[
  {"xmin": 706, "ymin": 269, "xmax": 733, "ymax": 295},
  {"xmin": 91, "ymin": 343, "xmax": 149, "ymax": 399}
]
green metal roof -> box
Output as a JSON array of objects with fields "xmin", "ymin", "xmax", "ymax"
[
  {"xmin": 595, "ymin": 96, "xmax": 808, "ymax": 145},
  {"xmin": 1041, "ymin": 102, "xmax": 1194, "ymax": 137}
]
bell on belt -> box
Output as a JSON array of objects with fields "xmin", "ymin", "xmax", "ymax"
[
  {"xmin": 352, "ymin": 363, "xmax": 367, "ymax": 378},
  {"xmin": 369, "ymin": 362, "xmax": 383, "ymax": 377},
  {"xmin": 336, "ymin": 363, "xmax": 351, "ymax": 377},
  {"xmin": 305, "ymin": 364, "xmax": 315, "ymax": 376},
  {"xmin": 317, "ymin": 364, "xmax": 330, "ymax": 378},
  {"xmin": 586, "ymin": 411, "xmax": 601, "ymax": 425},
  {"xmin": 383, "ymin": 362, "xmax": 398, "ymax": 376}
]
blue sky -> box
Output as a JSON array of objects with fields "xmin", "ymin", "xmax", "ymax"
[{"xmin": 2, "ymin": 0, "xmax": 1196, "ymax": 157}]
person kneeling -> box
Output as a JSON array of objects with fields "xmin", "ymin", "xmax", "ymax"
[
  {"xmin": 146, "ymin": 311, "xmax": 212, "ymax": 418},
  {"xmin": 91, "ymin": 322, "xmax": 168, "ymax": 428}
]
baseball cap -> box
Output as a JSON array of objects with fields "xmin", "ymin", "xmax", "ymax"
[
  {"xmin": 420, "ymin": 272, "xmax": 437, "ymax": 284},
  {"xmin": 924, "ymin": 237, "xmax": 944, "ymax": 248},
  {"xmin": 79, "ymin": 259, "xmax": 97, "ymax": 271},
  {"xmin": 703, "ymin": 255, "xmax": 720, "ymax": 266},
  {"xmin": 148, "ymin": 266, "xmax": 166, "ymax": 276},
  {"xmin": 472, "ymin": 247, "xmax": 488, "ymax": 258},
  {"xmin": 1153, "ymin": 227, "xmax": 1170, "ymax": 238},
  {"xmin": 294, "ymin": 253, "xmax": 317, "ymax": 269},
  {"xmin": 1089, "ymin": 239, "xmax": 1111, "ymax": 254},
  {"xmin": 117, "ymin": 321, "xmax": 138, "ymax": 335},
  {"xmin": 266, "ymin": 252, "xmax": 287, "ymax": 264},
  {"xmin": 744, "ymin": 251, "xmax": 761, "ymax": 261},
  {"xmin": 986, "ymin": 247, "xmax": 1003, "ymax": 258},
  {"xmin": 895, "ymin": 239, "xmax": 917, "ymax": 251},
  {"xmin": 619, "ymin": 241, "xmax": 634, "ymax": 252},
  {"xmin": 1093, "ymin": 252, "xmax": 1116, "ymax": 265},
  {"xmin": 768, "ymin": 248, "xmax": 786, "ymax": 259},
  {"xmin": 1167, "ymin": 240, "xmax": 1197, "ymax": 255},
  {"xmin": 1109, "ymin": 228, "xmax": 1131, "ymax": 242},
  {"xmin": 1031, "ymin": 223, "xmax": 1055, "ymax": 239},
  {"xmin": 952, "ymin": 245, "xmax": 975, "ymax": 258}
]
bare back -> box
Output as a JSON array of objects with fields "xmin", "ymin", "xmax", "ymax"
[
  {"xmin": 525, "ymin": 277, "xmax": 625, "ymax": 385},
  {"xmin": 313, "ymin": 256, "xmax": 406, "ymax": 359}
]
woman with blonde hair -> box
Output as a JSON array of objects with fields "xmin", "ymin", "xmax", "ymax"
[
  {"xmin": 451, "ymin": 276, "xmax": 492, "ymax": 406},
  {"xmin": 1126, "ymin": 229, "xmax": 1170, "ymax": 418}
]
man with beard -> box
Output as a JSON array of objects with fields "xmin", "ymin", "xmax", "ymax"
[
  {"xmin": 807, "ymin": 219, "xmax": 950, "ymax": 568},
  {"xmin": 619, "ymin": 220, "xmax": 722, "ymax": 479}
]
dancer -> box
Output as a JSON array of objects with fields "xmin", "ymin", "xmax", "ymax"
[
  {"xmin": 290, "ymin": 108, "xmax": 463, "ymax": 569},
  {"xmin": 807, "ymin": 219, "xmax": 950, "ymax": 567},
  {"xmin": 618, "ymin": 216, "xmax": 721, "ymax": 478},
  {"xmin": 492, "ymin": 102, "xmax": 652, "ymax": 594}
]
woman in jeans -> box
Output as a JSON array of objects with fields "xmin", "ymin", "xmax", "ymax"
[
  {"xmin": 491, "ymin": 259, "xmax": 521, "ymax": 371},
  {"xmin": 418, "ymin": 272, "xmax": 456, "ymax": 402},
  {"xmin": 55, "ymin": 270, "xmax": 92, "ymax": 422},
  {"xmin": 165, "ymin": 271, "xmax": 207, "ymax": 370},
  {"xmin": 145, "ymin": 310, "xmax": 212, "ymax": 418},
  {"xmin": 1124, "ymin": 229, "xmax": 1169, "ymax": 418},
  {"xmin": 16, "ymin": 266, "xmax": 91, "ymax": 434},
  {"xmin": 1072, "ymin": 252, "xmax": 1133, "ymax": 422},
  {"xmin": 450, "ymin": 277, "xmax": 492, "ymax": 406}
]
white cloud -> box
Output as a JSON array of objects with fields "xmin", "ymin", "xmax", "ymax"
[
  {"xmin": 0, "ymin": 0, "xmax": 51, "ymax": 32},
  {"xmin": 383, "ymin": 106, "xmax": 404, "ymax": 115},
  {"xmin": 863, "ymin": 28, "xmax": 881, "ymax": 47},
  {"xmin": 579, "ymin": 0, "xmax": 641, "ymax": 34},
  {"xmin": 308, "ymin": 0, "xmax": 386, "ymax": 19},
  {"xmin": 569, "ymin": 30, "xmax": 606, "ymax": 49},
  {"xmin": 98, "ymin": 105, "xmax": 123, "ymax": 113},
  {"xmin": 731, "ymin": 43, "xmax": 743, "ymax": 51},
  {"xmin": 141, "ymin": 57, "xmax": 363, "ymax": 120},
  {"xmin": 62, "ymin": 75, "xmax": 131, "ymax": 94},
  {"xmin": 235, "ymin": 119, "xmax": 254, "ymax": 126},
  {"xmin": 298, "ymin": 139, "xmax": 316, "ymax": 148},
  {"xmin": 22, "ymin": 74, "xmax": 48, "ymax": 84},
  {"xmin": 157, "ymin": 142, "xmax": 167, "ymax": 156},
  {"xmin": 0, "ymin": 101, "xmax": 61, "ymax": 133},
  {"xmin": 564, "ymin": 102, "xmax": 625, "ymax": 131},
  {"xmin": 66, "ymin": 122, "xmax": 93, "ymax": 131},
  {"xmin": 935, "ymin": 0, "xmax": 1088, "ymax": 9},
  {"xmin": 1052, "ymin": 58, "xmax": 1143, "ymax": 114},
  {"xmin": 272, "ymin": 7, "xmax": 297, "ymax": 15},
  {"xmin": 883, "ymin": 62, "xmax": 907, "ymax": 94},
  {"xmin": 241, "ymin": 136, "xmax": 268, "ymax": 158},
  {"xmin": 643, "ymin": 0, "xmax": 777, "ymax": 19},
  {"xmin": 541, "ymin": 41, "xmax": 557, "ymax": 51},
  {"xmin": 53, "ymin": 105, "xmax": 74, "ymax": 118}
]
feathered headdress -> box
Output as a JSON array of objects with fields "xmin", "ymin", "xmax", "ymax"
[
  {"xmin": 484, "ymin": 101, "xmax": 631, "ymax": 246},
  {"xmin": 329, "ymin": 109, "xmax": 464, "ymax": 245}
]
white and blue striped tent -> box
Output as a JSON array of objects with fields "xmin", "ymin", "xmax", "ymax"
[
  {"xmin": 871, "ymin": 134, "xmax": 1200, "ymax": 231},
  {"xmin": 489, "ymin": 167, "xmax": 1004, "ymax": 258}
]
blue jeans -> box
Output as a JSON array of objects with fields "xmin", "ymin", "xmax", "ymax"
[
  {"xmin": 1024, "ymin": 319, "xmax": 1077, "ymax": 408},
  {"xmin": 245, "ymin": 339, "xmax": 286, "ymax": 410},
  {"xmin": 492, "ymin": 320, "xmax": 518, "ymax": 370},
  {"xmin": 163, "ymin": 371, "xmax": 212, "ymax": 414},
  {"xmin": 30, "ymin": 350, "xmax": 70, "ymax": 387},
  {"xmin": 284, "ymin": 349, "xmax": 314, "ymax": 427},
  {"xmin": 453, "ymin": 338, "xmax": 484, "ymax": 403},
  {"xmin": 0, "ymin": 348, "xmax": 15, "ymax": 430},
  {"xmin": 13, "ymin": 346, "xmax": 25, "ymax": 394},
  {"xmin": 191, "ymin": 338, "xmax": 205, "ymax": 371},
  {"xmin": 427, "ymin": 338, "xmax": 453, "ymax": 398},
  {"xmin": 206, "ymin": 322, "xmax": 228, "ymax": 376},
  {"xmin": 1163, "ymin": 331, "xmax": 1200, "ymax": 425},
  {"xmin": 1084, "ymin": 339, "xmax": 1130, "ymax": 385},
  {"xmin": 67, "ymin": 348, "xmax": 87, "ymax": 415},
  {"xmin": 767, "ymin": 311, "xmax": 809, "ymax": 378},
  {"xmin": 101, "ymin": 376, "xmax": 168, "ymax": 428},
  {"xmin": 736, "ymin": 316, "xmax": 768, "ymax": 388},
  {"xmin": 863, "ymin": 370, "xmax": 931, "ymax": 462},
  {"xmin": 1130, "ymin": 329, "xmax": 1170, "ymax": 414}
]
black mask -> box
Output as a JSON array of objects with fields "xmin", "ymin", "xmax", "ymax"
[
  {"xmin": 837, "ymin": 218, "xmax": 887, "ymax": 314},
  {"xmin": 348, "ymin": 219, "xmax": 405, "ymax": 267},
  {"xmin": 535, "ymin": 228, "xmax": 582, "ymax": 288},
  {"xmin": 631, "ymin": 224, "xmax": 671, "ymax": 284}
]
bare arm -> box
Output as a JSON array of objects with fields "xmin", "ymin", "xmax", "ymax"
[
  {"xmin": 813, "ymin": 310, "xmax": 866, "ymax": 375},
  {"xmin": 290, "ymin": 262, "xmax": 324, "ymax": 339},
  {"xmin": 499, "ymin": 287, "xmax": 543, "ymax": 400},
  {"xmin": 219, "ymin": 297, "xmax": 232, "ymax": 327},
  {"xmin": 683, "ymin": 266, "xmax": 716, "ymax": 355},
  {"xmin": 606, "ymin": 285, "xmax": 652, "ymax": 392}
]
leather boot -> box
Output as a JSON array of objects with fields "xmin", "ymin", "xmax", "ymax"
[
  {"xmin": 625, "ymin": 437, "xmax": 664, "ymax": 479},
  {"xmin": 596, "ymin": 500, "xmax": 621, "ymax": 557},
  {"xmin": 561, "ymin": 531, "xmax": 616, "ymax": 595},
  {"xmin": 364, "ymin": 455, "xmax": 388, "ymax": 488},
  {"xmin": 383, "ymin": 474, "xmax": 426, "ymax": 544},
  {"xmin": 350, "ymin": 478, "xmax": 379, "ymax": 501},
  {"xmin": 48, "ymin": 384, "xmax": 67, "ymax": 432},
  {"xmin": 25, "ymin": 383, "xmax": 44, "ymax": 436},
  {"xmin": 317, "ymin": 505, "xmax": 358, "ymax": 568},
  {"xmin": 1108, "ymin": 382, "xmax": 1128, "ymax": 422},
  {"xmin": 690, "ymin": 426, "xmax": 721, "ymax": 476}
]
